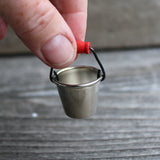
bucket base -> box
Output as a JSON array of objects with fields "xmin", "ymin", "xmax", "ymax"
[{"xmin": 65, "ymin": 111, "xmax": 95, "ymax": 119}]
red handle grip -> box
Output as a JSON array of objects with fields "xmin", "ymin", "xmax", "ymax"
[{"xmin": 76, "ymin": 41, "xmax": 91, "ymax": 54}]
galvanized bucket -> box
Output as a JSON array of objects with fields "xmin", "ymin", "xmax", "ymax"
[{"xmin": 50, "ymin": 47, "xmax": 105, "ymax": 119}]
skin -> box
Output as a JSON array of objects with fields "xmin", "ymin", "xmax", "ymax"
[{"xmin": 0, "ymin": 0, "xmax": 88, "ymax": 68}]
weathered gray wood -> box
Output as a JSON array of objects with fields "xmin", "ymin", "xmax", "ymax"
[
  {"xmin": 87, "ymin": 0, "xmax": 160, "ymax": 48},
  {"xmin": 1, "ymin": 49, "xmax": 160, "ymax": 159}
]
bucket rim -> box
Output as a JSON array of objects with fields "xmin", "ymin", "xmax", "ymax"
[{"xmin": 51, "ymin": 66, "xmax": 103, "ymax": 87}]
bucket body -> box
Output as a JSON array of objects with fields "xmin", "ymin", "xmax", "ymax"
[{"xmin": 52, "ymin": 66, "xmax": 102, "ymax": 119}]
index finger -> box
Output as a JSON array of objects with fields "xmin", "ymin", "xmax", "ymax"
[{"xmin": 51, "ymin": 0, "xmax": 88, "ymax": 41}]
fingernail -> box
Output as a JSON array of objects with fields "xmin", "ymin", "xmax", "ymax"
[{"xmin": 41, "ymin": 35, "xmax": 75, "ymax": 67}]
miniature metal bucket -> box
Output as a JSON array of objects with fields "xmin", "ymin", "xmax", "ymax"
[
  {"xmin": 51, "ymin": 66, "xmax": 102, "ymax": 119},
  {"xmin": 50, "ymin": 47, "xmax": 105, "ymax": 119}
]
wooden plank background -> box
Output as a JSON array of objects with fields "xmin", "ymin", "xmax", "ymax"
[
  {"xmin": 1, "ymin": 49, "xmax": 160, "ymax": 159},
  {"xmin": 1, "ymin": 0, "xmax": 160, "ymax": 54},
  {"xmin": 87, "ymin": 0, "xmax": 160, "ymax": 48}
]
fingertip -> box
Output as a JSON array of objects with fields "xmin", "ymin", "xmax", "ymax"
[{"xmin": 41, "ymin": 35, "xmax": 76, "ymax": 69}]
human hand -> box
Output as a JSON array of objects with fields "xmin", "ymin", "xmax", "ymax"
[{"xmin": 0, "ymin": 0, "xmax": 88, "ymax": 68}]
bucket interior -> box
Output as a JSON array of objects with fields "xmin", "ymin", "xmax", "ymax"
[{"xmin": 56, "ymin": 67, "xmax": 100, "ymax": 85}]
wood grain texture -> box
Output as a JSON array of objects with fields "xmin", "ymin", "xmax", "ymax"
[
  {"xmin": 87, "ymin": 0, "xmax": 160, "ymax": 48},
  {"xmin": 0, "ymin": 49, "xmax": 160, "ymax": 159}
]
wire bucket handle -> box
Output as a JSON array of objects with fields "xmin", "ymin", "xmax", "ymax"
[{"xmin": 50, "ymin": 41, "xmax": 106, "ymax": 82}]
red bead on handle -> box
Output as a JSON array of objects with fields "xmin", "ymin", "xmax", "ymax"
[{"xmin": 76, "ymin": 41, "xmax": 91, "ymax": 54}]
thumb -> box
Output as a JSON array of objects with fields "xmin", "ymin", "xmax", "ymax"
[{"xmin": 0, "ymin": 0, "xmax": 77, "ymax": 68}]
